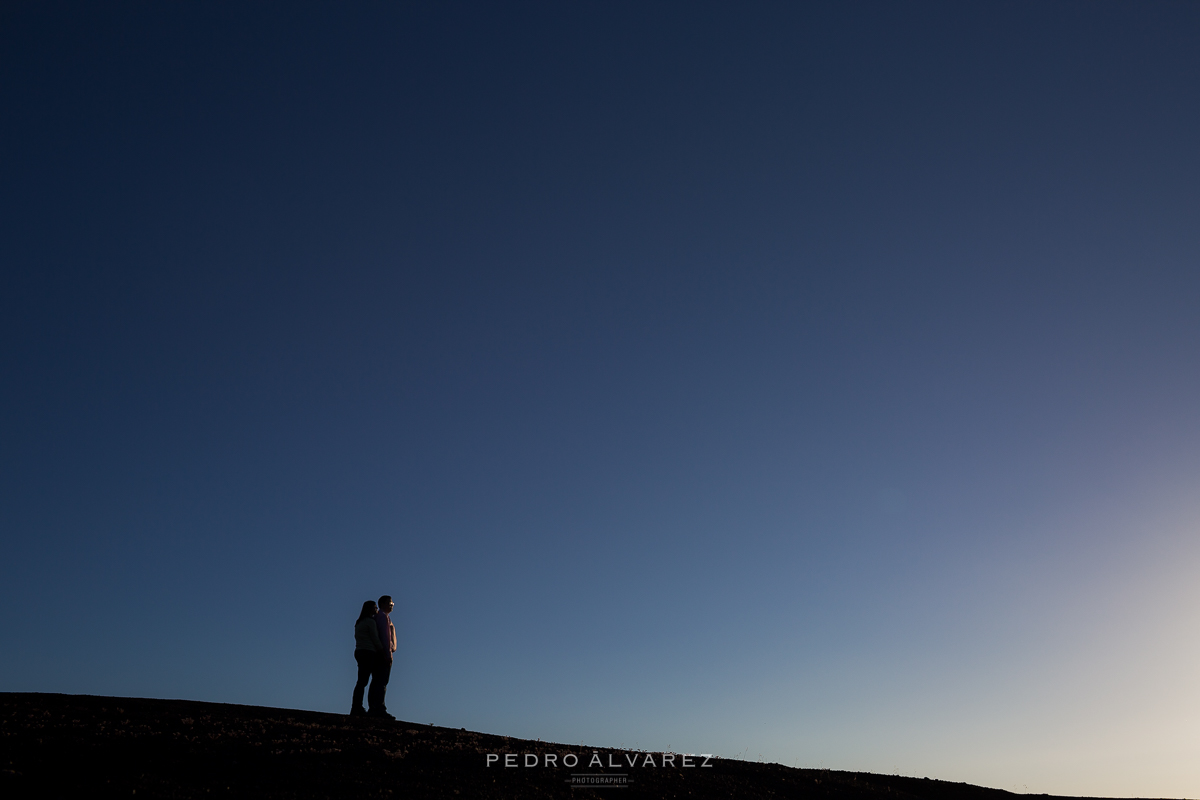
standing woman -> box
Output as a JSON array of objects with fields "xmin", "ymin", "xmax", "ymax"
[{"xmin": 351, "ymin": 601, "xmax": 385, "ymax": 716}]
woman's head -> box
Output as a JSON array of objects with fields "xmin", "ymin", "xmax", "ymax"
[{"xmin": 358, "ymin": 601, "xmax": 378, "ymax": 621}]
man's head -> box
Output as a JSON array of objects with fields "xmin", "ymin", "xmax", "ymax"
[{"xmin": 378, "ymin": 595, "xmax": 394, "ymax": 613}]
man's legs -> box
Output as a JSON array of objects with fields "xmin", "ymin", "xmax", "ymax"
[{"xmin": 367, "ymin": 656, "xmax": 392, "ymax": 715}]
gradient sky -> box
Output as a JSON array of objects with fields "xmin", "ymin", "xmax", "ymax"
[{"xmin": 3, "ymin": 3, "xmax": 1200, "ymax": 796}]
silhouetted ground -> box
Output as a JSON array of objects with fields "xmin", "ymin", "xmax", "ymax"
[{"xmin": 0, "ymin": 693, "xmax": 1178, "ymax": 799}]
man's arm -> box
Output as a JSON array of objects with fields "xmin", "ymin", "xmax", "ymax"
[
  {"xmin": 375, "ymin": 612, "xmax": 389, "ymax": 654},
  {"xmin": 374, "ymin": 614, "xmax": 393, "ymax": 657}
]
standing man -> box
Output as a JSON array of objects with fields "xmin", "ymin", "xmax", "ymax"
[{"xmin": 368, "ymin": 595, "xmax": 398, "ymax": 719}]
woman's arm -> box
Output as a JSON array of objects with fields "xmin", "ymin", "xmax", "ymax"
[{"xmin": 368, "ymin": 620, "xmax": 386, "ymax": 653}]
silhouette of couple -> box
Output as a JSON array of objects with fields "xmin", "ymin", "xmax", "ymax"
[{"xmin": 351, "ymin": 595, "xmax": 397, "ymax": 720}]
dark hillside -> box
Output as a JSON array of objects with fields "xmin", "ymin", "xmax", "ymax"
[{"xmin": 0, "ymin": 694, "xmax": 1172, "ymax": 800}]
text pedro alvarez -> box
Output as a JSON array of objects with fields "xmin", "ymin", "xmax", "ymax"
[{"xmin": 486, "ymin": 751, "xmax": 715, "ymax": 768}]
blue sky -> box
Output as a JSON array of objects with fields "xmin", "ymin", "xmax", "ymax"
[{"xmin": 3, "ymin": 3, "xmax": 1200, "ymax": 796}]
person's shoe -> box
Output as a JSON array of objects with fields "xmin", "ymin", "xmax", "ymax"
[
  {"xmin": 367, "ymin": 709, "xmax": 396, "ymax": 721},
  {"xmin": 349, "ymin": 707, "xmax": 366, "ymax": 716}
]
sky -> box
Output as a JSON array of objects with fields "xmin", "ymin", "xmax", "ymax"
[{"xmin": 3, "ymin": 2, "xmax": 1200, "ymax": 796}]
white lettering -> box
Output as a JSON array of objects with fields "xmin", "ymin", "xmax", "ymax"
[
  {"xmin": 564, "ymin": 753, "xmax": 578, "ymax": 768},
  {"xmin": 608, "ymin": 753, "xmax": 620, "ymax": 768},
  {"xmin": 682, "ymin": 754, "xmax": 694, "ymax": 767},
  {"xmin": 625, "ymin": 753, "xmax": 638, "ymax": 767},
  {"xmin": 662, "ymin": 753, "xmax": 676, "ymax": 767},
  {"xmin": 589, "ymin": 753, "xmax": 603, "ymax": 768},
  {"xmin": 486, "ymin": 754, "xmax": 498, "ymax": 767},
  {"xmin": 701, "ymin": 754, "xmax": 713, "ymax": 768},
  {"xmin": 643, "ymin": 753, "xmax": 657, "ymax": 767},
  {"xmin": 505, "ymin": 754, "xmax": 517, "ymax": 767},
  {"xmin": 525, "ymin": 754, "xmax": 538, "ymax": 767},
  {"xmin": 545, "ymin": 753, "xmax": 558, "ymax": 767}
]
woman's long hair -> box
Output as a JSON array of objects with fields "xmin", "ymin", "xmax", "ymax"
[{"xmin": 357, "ymin": 601, "xmax": 377, "ymax": 622}]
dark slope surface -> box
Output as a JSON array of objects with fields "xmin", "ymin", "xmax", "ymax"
[{"xmin": 0, "ymin": 694, "xmax": 1173, "ymax": 799}]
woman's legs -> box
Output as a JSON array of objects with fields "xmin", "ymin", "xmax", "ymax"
[{"xmin": 351, "ymin": 650, "xmax": 374, "ymax": 714}]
